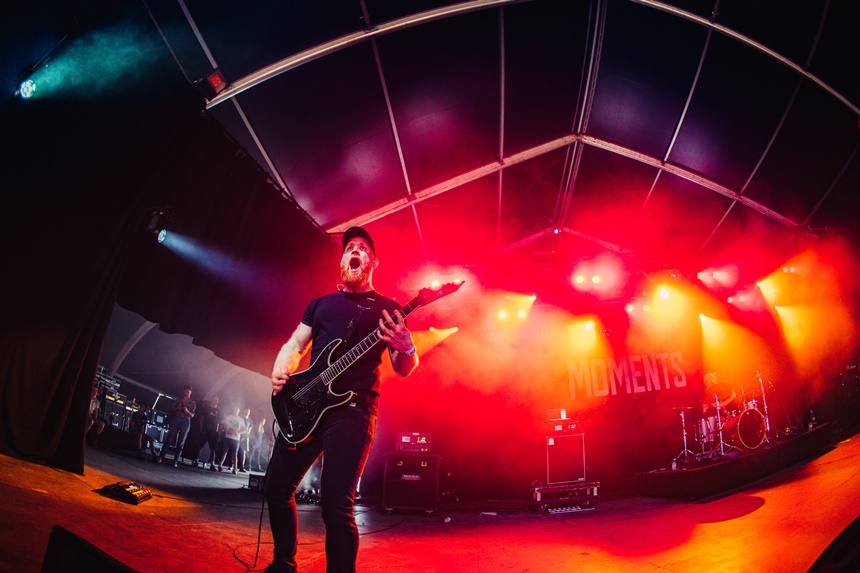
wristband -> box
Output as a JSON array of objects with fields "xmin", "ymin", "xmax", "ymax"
[{"xmin": 403, "ymin": 344, "xmax": 417, "ymax": 357}]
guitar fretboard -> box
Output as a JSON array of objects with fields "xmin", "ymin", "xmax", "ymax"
[
  {"xmin": 323, "ymin": 300, "xmax": 418, "ymax": 383},
  {"xmin": 294, "ymin": 300, "xmax": 419, "ymax": 399}
]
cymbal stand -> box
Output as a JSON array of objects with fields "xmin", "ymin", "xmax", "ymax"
[
  {"xmin": 756, "ymin": 371, "xmax": 772, "ymax": 444},
  {"xmin": 714, "ymin": 395, "xmax": 726, "ymax": 457},
  {"xmin": 675, "ymin": 409, "xmax": 696, "ymax": 464},
  {"xmin": 713, "ymin": 395, "xmax": 742, "ymax": 456}
]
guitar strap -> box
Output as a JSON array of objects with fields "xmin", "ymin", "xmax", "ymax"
[{"xmin": 343, "ymin": 294, "xmax": 380, "ymax": 347}]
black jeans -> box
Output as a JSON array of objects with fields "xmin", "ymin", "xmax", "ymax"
[{"xmin": 265, "ymin": 405, "xmax": 376, "ymax": 573}]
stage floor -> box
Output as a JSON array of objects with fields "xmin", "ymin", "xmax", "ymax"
[{"xmin": 2, "ymin": 429, "xmax": 859, "ymax": 573}]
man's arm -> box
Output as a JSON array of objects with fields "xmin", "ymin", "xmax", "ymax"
[
  {"xmin": 271, "ymin": 322, "xmax": 313, "ymax": 395},
  {"xmin": 379, "ymin": 309, "xmax": 419, "ymax": 377},
  {"xmin": 390, "ymin": 345, "xmax": 419, "ymax": 376}
]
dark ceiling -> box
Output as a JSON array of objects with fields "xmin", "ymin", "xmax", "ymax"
[
  {"xmin": 5, "ymin": 0, "xmax": 859, "ymax": 411},
  {"xmin": 163, "ymin": 0, "xmax": 860, "ymax": 281}
]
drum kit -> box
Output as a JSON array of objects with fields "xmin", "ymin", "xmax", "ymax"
[{"xmin": 672, "ymin": 371, "xmax": 773, "ymax": 466}]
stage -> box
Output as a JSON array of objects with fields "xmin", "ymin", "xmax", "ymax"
[
  {"xmin": 1, "ymin": 425, "xmax": 858, "ymax": 573},
  {"xmin": 634, "ymin": 423, "xmax": 837, "ymax": 500}
]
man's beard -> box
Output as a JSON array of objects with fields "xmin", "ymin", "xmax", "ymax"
[{"xmin": 341, "ymin": 257, "xmax": 372, "ymax": 289}]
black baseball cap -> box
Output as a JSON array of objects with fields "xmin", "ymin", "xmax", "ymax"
[{"xmin": 341, "ymin": 226, "xmax": 375, "ymax": 255}]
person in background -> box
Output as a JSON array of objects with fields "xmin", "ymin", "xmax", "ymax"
[
  {"xmin": 197, "ymin": 395, "xmax": 222, "ymax": 470},
  {"xmin": 86, "ymin": 384, "xmax": 106, "ymax": 448},
  {"xmin": 249, "ymin": 417, "xmax": 268, "ymax": 472},
  {"xmin": 238, "ymin": 407, "xmax": 252, "ymax": 473},
  {"xmin": 158, "ymin": 385, "xmax": 196, "ymax": 467},
  {"xmin": 214, "ymin": 405, "xmax": 245, "ymax": 474},
  {"xmin": 129, "ymin": 402, "xmax": 158, "ymax": 461}
]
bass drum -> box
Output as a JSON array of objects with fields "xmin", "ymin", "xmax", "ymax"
[{"xmin": 722, "ymin": 408, "xmax": 766, "ymax": 450}]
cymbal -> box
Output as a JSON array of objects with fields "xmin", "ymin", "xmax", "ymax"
[
  {"xmin": 671, "ymin": 406, "xmax": 698, "ymax": 411},
  {"xmin": 749, "ymin": 370, "xmax": 771, "ymax": 382},
  {"xmin": 700, "ymin": 382, "xmax": 733, "ymax": 404}
]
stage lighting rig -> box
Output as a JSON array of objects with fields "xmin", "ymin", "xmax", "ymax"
[
  {"xmin": 194, "ymin": 68, "xmax": 228, "ymax": 101},
  {"xmin": 16, "ymin": 79, "xmax": 37, "ymax": 99},
  {"xmin": 146, "ymin": 205, "xmax": 175, "ymax": 243}
]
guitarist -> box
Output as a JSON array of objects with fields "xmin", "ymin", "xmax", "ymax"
[{"xmin": 265, "ymin": 226, "xmax": 418, "ymax": 573}]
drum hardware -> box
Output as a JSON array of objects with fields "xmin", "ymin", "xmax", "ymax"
[
  {"xmin": 754, "ymin": 371, "xmax": 772, "ymax": 444},
  {"xmin": 671, "ymin": 406, "xmax": 698, "ymax": 466},
  {"xmin": 713, "ymin": 394, "xmax": 738, "ymax": 456},
  {"xmin": 722, "ymin": 408, "xmax": 766, "ymax": 450},
  {"xmin": 668, "ymin": 371, "xmax": 778, "ymax": 468},
  {"xmin": 696, "ymin": 393, "xmax": 742, "ymax": 458}
]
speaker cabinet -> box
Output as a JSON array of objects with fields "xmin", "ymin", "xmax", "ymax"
[
  {"xmin": 41, "ymin": 525, "xmax": 140, "ymax": 572},
  {"xmin": 546, "ymin": 433, "xmax": 586, "ymax": 484},
  {"xmin": 383, "ymin": 453, "xmax": 441, "ymax": 511}
]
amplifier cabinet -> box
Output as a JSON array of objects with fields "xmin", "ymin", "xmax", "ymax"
[
  {"xmin": 383, "ymin": 453, "xmax": 441, "ymax": 512},
  {"xmin": 546, "ymin": 433, "xmax": 586, "ymax": 484},
  {"xmin": 532, "ymin": 481, "xmax": 600, "ymax": 513}
]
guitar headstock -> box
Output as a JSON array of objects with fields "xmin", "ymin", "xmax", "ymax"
[{"xmin": 410, "ymin": 280, "xmax": 465, "ymax": 308}]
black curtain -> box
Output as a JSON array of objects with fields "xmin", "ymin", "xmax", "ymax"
[
  {"xmin": 0, "ymin": 70, "xmax": 202, "ymax": 470},
  {"xmin": 0, "ymin": 26, "xmax": 337, "ymax": 472},
  {"xmin": 116, "ymin": 115, "xmax": 339, "ymax": 379}
]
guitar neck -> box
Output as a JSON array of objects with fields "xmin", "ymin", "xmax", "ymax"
[{"xmin": 325, "ymin": 300, "xmax": 420, "ymax": 382}]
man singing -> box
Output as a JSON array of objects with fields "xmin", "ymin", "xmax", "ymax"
[{"xmin": 264, "ymin": 226, "xmax": 418, "ymax": 573}]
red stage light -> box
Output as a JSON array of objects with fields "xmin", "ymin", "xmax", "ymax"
[{"xmin": 207, "ymin": 69, "xmax": 227, "ymax": 94}]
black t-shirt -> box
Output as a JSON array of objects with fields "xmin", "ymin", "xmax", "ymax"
[
  {"xmin": 130, "ymin": 410, "xmax": 148, "ymax": 434},
  {"xmin": 302, "ymin": 290, "xmax": 402, "ymax": 407},
  {"xmin": 201, "ymin": 404, "xmax": 221, "ymax": 433}
]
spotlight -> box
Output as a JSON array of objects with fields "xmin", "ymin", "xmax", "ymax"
[
  {"xmin": 195, "ymin": 68, "xmax": 229, "ymax": 100},
  {"xmin": 17, "ymin": 79, "xmax": 36, "ymax": 99},
  {"xmin": 146, "ymin": 205, "xmax": 175, "ymax": 242}
]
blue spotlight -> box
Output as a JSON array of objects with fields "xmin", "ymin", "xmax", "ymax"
[
  {"xmin": 157, "ymin": 229, "xmax": 168, "ymax": 244},
  {"xmin": 18, "ymin": 79, "xmax": 36, "ymax": 99}
]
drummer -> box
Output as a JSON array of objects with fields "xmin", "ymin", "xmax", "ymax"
[{"xmin": 701, "ymin": 372, "xmax": 737, "ymax": 418}]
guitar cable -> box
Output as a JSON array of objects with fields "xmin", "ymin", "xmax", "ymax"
[{"xmin": 234, "ymin": 420, "xmax": 278, "ymax": 571}]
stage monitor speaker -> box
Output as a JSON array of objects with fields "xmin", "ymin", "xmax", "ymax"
[
  {"xmin": 41, "ymin": 525, "xmax": 140, "ymax": 573},
  {"xmin": 547, "ymin": 433, "xmax": 586, "ymax": 484},
  {"xmin": 808, "ymin": 514, "xmax": 860, "ymax": 573},
  {"xmin": 383, "ymin": 453, "xmax": 441, "ymax": 511},
  {"xmin": 248, "ymin": 473, "xmax": 266, "ymax": 492}
]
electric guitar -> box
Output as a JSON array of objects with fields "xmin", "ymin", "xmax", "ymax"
[{"xmin": 271, "ymin": 281, "xmax": 463, "ymax": 444}]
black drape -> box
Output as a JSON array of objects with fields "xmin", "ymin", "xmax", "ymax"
[
  {"xmin": 0, "ymin": 18, "xmax": 337, "ymax": 471},
  {"xmin": 0, "ymin": 70, "xmax": 200, "ymax": 470},
  {"xmin": 116, "ymin": 115, "xmax": 339, "ymax": 379}
]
